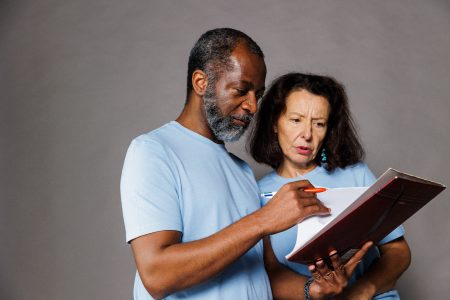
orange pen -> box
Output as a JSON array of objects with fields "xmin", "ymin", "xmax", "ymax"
[{"xmin": 303, "ymin": 187, "xmax": 327, "ymax": 193}]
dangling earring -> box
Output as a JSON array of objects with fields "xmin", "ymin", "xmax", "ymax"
[{"xmin": 320, "ymin": 148, "xmax": 327, "ymax": 163}]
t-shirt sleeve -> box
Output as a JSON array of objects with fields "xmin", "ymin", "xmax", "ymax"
[
  {"xmin": 360, "ymin": 163, "xmax": 405, "ymax": 243},
  {"xmin": 378, "ymin": 225, "xmax": 405, "ymax": 245},
  {"xmin": 120, "ymin": 138, "xmax": 182, "ymax": 243}
]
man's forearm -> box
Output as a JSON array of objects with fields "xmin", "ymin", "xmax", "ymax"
[
  {"xmin": 132, "ymin": 181, "xmax": 330, "ymax": 299},
  {"xmin": 132, "ymin": 211, "xmax": 266, "ymax": 299}
]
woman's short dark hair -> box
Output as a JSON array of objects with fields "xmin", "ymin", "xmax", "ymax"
[{"xmin": 248, "ymin": 72, "xmax": 365, "ymax": 172}]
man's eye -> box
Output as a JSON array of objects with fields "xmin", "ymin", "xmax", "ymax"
[{"xmin": 236, "ymin": 89, "xmax": 248, "ymax": 96}]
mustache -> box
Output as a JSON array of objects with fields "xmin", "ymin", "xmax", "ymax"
[{"xmin": 233, "ymin": 114, "xmax": 253, "ymax": 124}]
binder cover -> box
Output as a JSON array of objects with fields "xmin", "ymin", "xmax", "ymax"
[{"xmin": 286, "ymin": 168, "xmax": 446, "ymax": 264}]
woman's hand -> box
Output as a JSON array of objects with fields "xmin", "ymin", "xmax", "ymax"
[
  {"xmin": 307, "ymin": 241, "xmax": 373, "ymax": 300},
  {"xmin": 335, "ymin": 237, "xmax": 411, "ymax": 300}
]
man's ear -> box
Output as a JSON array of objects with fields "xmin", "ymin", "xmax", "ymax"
[{"xmin": 192, "ymin": 70, "xmax": 208, "ymax": 96}]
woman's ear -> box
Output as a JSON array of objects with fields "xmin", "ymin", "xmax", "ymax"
[
  {"xmin": 273, "ymin": 125, "xmax": 278, "ymax": 133},
  {"xmin": 192, "ymin": 70, "xmax": 208, "ymax": 96}
]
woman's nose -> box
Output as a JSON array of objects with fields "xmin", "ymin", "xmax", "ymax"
[{"xmin": 301, "ymin": 123, "xmax": 312, "ymax": 140}]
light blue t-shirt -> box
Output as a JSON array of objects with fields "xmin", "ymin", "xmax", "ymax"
[
  {"xmin": 258, "ymin": 163, "xmax": 404, "ymax": 300},
  {"xmin": 121, "ymin": 121, "xmax": 271, "ymax": 300}
]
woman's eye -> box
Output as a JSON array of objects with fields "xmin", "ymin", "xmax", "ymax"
[
  {"xmin": 315, "ymin": 122, "xmax": 326, "ymax": 128},
  {"xmin": 290, "ymin": 118, "xmax": 300, "ymax": 123}
]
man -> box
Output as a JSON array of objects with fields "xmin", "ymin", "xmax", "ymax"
[{"xmin": 120, "ymin": 28, "xmax": 371, "ymax": 300}]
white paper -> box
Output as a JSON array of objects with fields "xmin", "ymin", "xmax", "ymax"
[{"xmin": 286, "ymin": 187, "xmax": 368, "ymax": 259}]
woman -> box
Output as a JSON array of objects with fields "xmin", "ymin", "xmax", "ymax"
[{"xmin": 249, "ymin": 73, "xmax": 411, "ymax": 299}]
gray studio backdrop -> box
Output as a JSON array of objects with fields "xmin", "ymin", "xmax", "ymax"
[{"xmin": 1, "ymin": 0, "xmax": 449, "ymax": 299}]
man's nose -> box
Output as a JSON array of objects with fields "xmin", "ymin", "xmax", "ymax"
[{"xmin": 240, "ymin": 92, "xmax": 257, "ymax": 114}]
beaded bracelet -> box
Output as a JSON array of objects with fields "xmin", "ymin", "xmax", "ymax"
[{"xmin": 303, "ymin": 277, "xmax": 314, "ymax": 300}]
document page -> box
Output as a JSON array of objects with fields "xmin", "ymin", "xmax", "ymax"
[{"xmin": 288, "ymin": 187, "xmax": 368, "ymax": 257}]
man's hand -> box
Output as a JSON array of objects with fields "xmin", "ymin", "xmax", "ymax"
[
  {"xmin": 308, "ymin": 241, "xmax": 374, "ymax": 300},
  {"xmin": 257, "ymin": 180, "xmax": 331, "ymax": 235}
]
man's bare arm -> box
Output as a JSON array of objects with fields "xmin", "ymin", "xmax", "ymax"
[{"xmin": 131, "ymin": 180, "xmax": 330, "ymax": 299}]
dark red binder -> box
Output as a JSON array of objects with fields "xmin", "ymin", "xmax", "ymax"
[{"xmin": 286, "ymin": 169, "xmax": 446, "ymax": 264}]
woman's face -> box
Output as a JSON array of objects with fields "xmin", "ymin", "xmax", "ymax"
[{"xmin": 276, "ymin": 89, "xmax": 331, "ymax": 174}]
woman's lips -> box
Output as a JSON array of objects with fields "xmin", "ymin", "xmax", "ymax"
[{"xmin": 295, "ymin": 146, "xmax": 312, "ymax": 155}]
